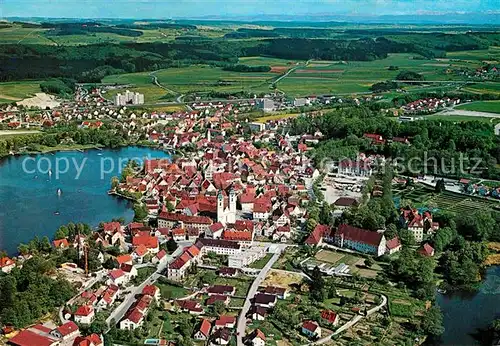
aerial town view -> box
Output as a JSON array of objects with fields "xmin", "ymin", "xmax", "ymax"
[{"xmin": 0, "ymin": 1, "xmax": 500, "ymax": 346}]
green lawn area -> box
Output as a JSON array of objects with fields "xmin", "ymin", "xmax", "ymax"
[
  {"xmin": 455, "ymin": 100, "xmax": 500, "ymax": 114},
  {"xmin": 277, "ymin": 53, "xmax": 482, "ymax": 96},
  {"xmin": 249, "ymin": 254, "xmax": 273, "ymax": 269},
  {"xmin": 239, "ymin": 56, "xmax": 302, "ymax": 66},
  {"xmin": 229, "ymin": 297, "xmax": 245, "ymax": 307},
  {"xmin": 132, "ymin": 267, "xmax": 156, "ymax": 285},
  {"xmin": 156, "ymin": 281, "xmax": 189, "ymax": 300},
  {"xmin": 0, "ymin": 81, "xmax": 43, "ymax": 103}
]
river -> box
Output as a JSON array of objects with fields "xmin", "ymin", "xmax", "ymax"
[
  {"xmin": 431, "ymin": 266, "xmax": 500, "ymax": 346},
  {"xmin": 0, "ymin": 146, "xmax": 170, "ymax": 255}
]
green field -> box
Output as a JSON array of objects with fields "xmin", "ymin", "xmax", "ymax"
[
  {"xmin": 455, "ymin": 100, "xmax": 500, "ymax": 114},
  {"xmin": 275, "ymin": 53, "xmax": 483, "ymax": 96},
  {"xmin": 238, "ymin": 56, "xmax": 301, "ymax": 66},
  {"xmin": 446, "ymin": 47, "xmax": 500, "ymax": 62},
  {"xmin": 103, "ymin": 65, "xmax": 276, "ymax": 100},
  {"xmin": 0, "ymin": 23, "xmax": 228, "ymax": 45},
  {"xmin": 0, "ymin": 81, "xmax": 43, "ymax": 103}
]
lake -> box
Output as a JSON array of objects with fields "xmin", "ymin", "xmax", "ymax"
[
  {"xmin": 0, "ymin": 146, "xmax": 170, "ymax": 255},
  {"xmin": 431, "ymin": 266, "xmax": 500, "ymax": 346}
]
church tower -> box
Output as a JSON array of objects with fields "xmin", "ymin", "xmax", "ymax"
[
  {"xmin": 227, "ymin": 188, "xmax": 236, "ymax": 224},
  {"xmin": 217, "ymin": 190, "xmax": 225, "ymax": 224}
]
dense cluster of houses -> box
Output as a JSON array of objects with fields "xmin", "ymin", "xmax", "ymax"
[
  {"xmin": 402, "ymin": 97, "xmax": 460, "ymax": 114},
  {"xmin": 7, "ymin": 321, "xmax": 102, "ymax": 346}
]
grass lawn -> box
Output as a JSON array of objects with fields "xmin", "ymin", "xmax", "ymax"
[
  {"xmin": 215, "ymin": 276, "xmax": 253, "ymax": 296},
  {"xmin": 455, "ymin": 100, "xmax": 500, "ymax": 114},
  {"xmin": 0, "ymin": 81, "xmax": 44, "ymax": 103},
  {"xmin": 249, "ymin": 254, "xmax": 274, "ymax": 269},
  {"xmin": 132, "ymin": 267, "xmax": 156, "ymax": 285},
  {"xmin": 254, "ymin": 112, "xmax": 299, "ymax": 123},
  {"xmin": 156, "ymin": 281, "xmax": 189, "ymax": 300},
  {"xmin": 229, "ymin": 297, "xmax": 245, "ymax": 307}
]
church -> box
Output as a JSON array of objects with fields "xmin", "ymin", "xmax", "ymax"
[{"xmin": 217, "ymin": 189, "xmax": 236, "ymax": 225}]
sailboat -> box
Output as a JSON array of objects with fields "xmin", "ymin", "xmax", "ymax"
[{"xmin": 57, "ymin": 188, "xmax": 62, "ymax": 197}]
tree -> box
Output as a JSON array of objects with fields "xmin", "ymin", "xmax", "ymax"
[
  {"xmin": 435, "ymin": 179, "xmax": 446, "ymax": 193},
  {"xmin": 421, "ymin": 306, "xmax": 444, "ymax": 337},
  {"xmin": 211, "ymin": 301, "xmax": 226, "ymax": 316},
  {"xmin": 364, "ymin": 257, "xmax": 375, "ymax": 268},
  {"xmin": 166, "ymin": 238, "xmax": 178, "ymax": 254},
  {"xmin": 200, "ymin": 271, "xmax": 217, "ymax": 285},
  {"xmin": 111, "ymin": 176, "xmax": 120, "ymax": 190},
  {"xmin": 165, "ymin": 200, "xmax": 175, "ymax": 212},
  {"xmin": 133, "ymin": 203, "xmax": 148, "ymax": 222},
  {"xmin": 309, "ymin": 266, "xmax": 325, "ymax": 302}
]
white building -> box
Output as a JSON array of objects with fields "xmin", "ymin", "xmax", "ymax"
[
  {"xmin": 114, "ymin": 90, "xmax": 145, "ymax": 106},
  {"xmin": 228, "ymin": 247, "xmax": 266, "ymax": 269},
  {"xmin": 495, "ymin": 123, "xmax": 500, "ymax": 136},
  {"xmin": 256, "ymin": 98, "xmax": 275, "ymax": 113},
  {"xmin": 217, "ymin": 189, "xmax": 236, "ymax": 225}
]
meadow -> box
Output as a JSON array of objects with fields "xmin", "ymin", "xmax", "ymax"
[
  {"xmin": 0, "ymin": 81, "xmax": 43, "ymax": 103},
  {"xmin": 455, "ymin": 100, "xmax": 500, "ymax": 114},
  {"xmin": 103, "ymin": 65, "xmax": 276, "ymax": 100},
  {"xmin": 275, "ymin": 53, "xmax": 484, "ymax": 96}
]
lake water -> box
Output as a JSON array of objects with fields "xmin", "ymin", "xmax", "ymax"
[
  {"xmin": 0, "ymin": 146, "xmax": 170, "ymax": 255},
  {"xmin": 431, "ymin": 266, "xmax": 500, "ymax": 346}
]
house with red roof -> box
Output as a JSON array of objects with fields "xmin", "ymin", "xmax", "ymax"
[
  {"xmin": 321, "ymin": 310, "xmax": 339, "ymax": 326},
  {"xmin": 0, "ymin": 256, "xmax": 15, "ymax": 274},
  {"xmin": 152, "ymin": 249, "xmax": 168, "ymax": 265},
  {"xmin": 132, "ymin": 235, "xmax": 159, "ymax": 254},
  {"xmin": 115, "ymin": 254, "xmax": 132, "ymax": 266},
  {"xmin": 74, "ymin": 305, "xmax": 95, "ymax": 325},
  {"xmin": 174, "ymin": 299, "xmax": 204, "ymax": 315},
  {"xmin": 107, "ymin": 269, "xmax": 128, "ymax": 286},
  {"xmin": 247, "ymin": 329, "xmax": 266, "ymax": 346},
  {"xmin": 7, "ymin": 330, "xmax": 58, "ymax": 346},
  {"xmin": 301, "ymin": 320, "xmax": 321, "ymax": 339},
  {"xmin": 142, "ymin": 285, "xmax": 161, "ymax": 302},
  {"xmin": 194, "ymin": 318, "xmax": 212, "ymax": 340},
  {"xmin": 206, "ymin": 294, "xmax": 231, "ymax": 306},
  {"xmin": 214, "ymin": 315, "xmax": 236, "ymax": 329},
  {"xmin": 305, "ymin": 224, "xmax": 330, "ymax": 247},
  {"xmin": 386, "ymin": 237, "xmax": 402, "ymax": 254},
  {"xmin": 119, "ymin": 308, "xmax": 144, "ymax": 330},
  {"xmin": 50, "ymin": 321, "xmax": 80, "ymax": 340},
  {"xmin": 418, "ymin": 243, "xmax": 435, "ymax": 257},
  {"xmin": 73, "ymin": 333, "xmax": 103, "ymax": 346},
  {"xmin": 333, "ymin": 224, "xmax": 387, "ymax": 257},
  {"xmin": 53, "ymin": 238, "xmax": 70, "ymax": 249},
  {"xmin": 96, "ymin": 285, "xmax": 120, "ymax": 311}
]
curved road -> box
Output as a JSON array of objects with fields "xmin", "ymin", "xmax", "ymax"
[
  {"xmin": 306, "ymin": 293, "xmax": 388, "ymax": 345},
  {"xmin": 236, "ymin": 251, "xmax": 282, "ymax": 346}
]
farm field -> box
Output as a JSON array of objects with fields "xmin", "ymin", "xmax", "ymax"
[
  {"xmin": 0, "ymin": 26, "xmax": 54, "ymax": 44},
  {"xmin": 455, "ymin": 100, "xmax": 500, "ymax": 114},
  {"xmin": 446, "ymin": 47, "xmax": 500, "ymax": 62},
  {"xmin": 462, "ymin": 82, "xmax": 500, "ymax": 95},
  {"xmin": 254, "ymin": 112, "xmax": 300, "ymax": 123},
  {"xmin": 0, "ymin": 81, "xmax": 44, "ymax": 103},
  {"xmin": 238, "ymin": 56, "xmax": 301, "ymax": 66},
  {"xmin": 103, "ymin": 65, "xmax": 275, "ymax": 99},
  {"xmin": 276, "ymin": 53, "xmax": 484, "ymax": 96},
  {"xmin": 393, "ymin": 184, "xmax": 500, "ymax": 214}
]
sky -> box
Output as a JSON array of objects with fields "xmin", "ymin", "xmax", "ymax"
[{"xmin": 1, "ymin": 0, "xmax": 498, "ymax": 19}]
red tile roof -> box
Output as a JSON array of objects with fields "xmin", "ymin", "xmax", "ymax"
[
  {"xmin": 8, "ymin": 330, "xmax": 57, "ymax": 346},
  {"xmin": 53, "ymin": 238, "xmax": 69, "ymax": 248},
  {"xmin": 75, "ymin": 305, "xmax": 94, "ymax": 317},
  {"xmin": 56, "ymin": 321, "xmax": 79, "ymax": 336},
  {"xmin": 116, "ymin": 254, "xmax": 132, "ymax": 265},
  {"xmin": 336, "ymin": 224, "xmax": 383, "ymax": 247},
  {"xmin": 302, "ymin": 320, "xmax": 319, "ymax": 333},
  {"xmin": 386, "ymin": 237, "xmax": 401, "ymax": 250},
  {"xmin": 132, "ymin": 235, "xmax": 159, "ymax": 249},
  {"xmin": 198, "ymin": 319, "xmax": 211, "ymax": 337}
]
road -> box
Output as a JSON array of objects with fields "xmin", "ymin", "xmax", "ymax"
[
  {"xmin": 236, "ymin": 251, "xmax": 282, "ymax": 346},
  {"xmin": 59, "ymin": 269, "xmax": 108, "ymax": 323},
  {"xmin": 105, "ymin": 243, "xmax": 188, "ymax": 328},
  {"xmin": 307, "ymin": 294, "xmax": 388, "ymax": 345},
  {"xmin": 436, "ymin": 109, "xmax": 500, "ymax": 118}
]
